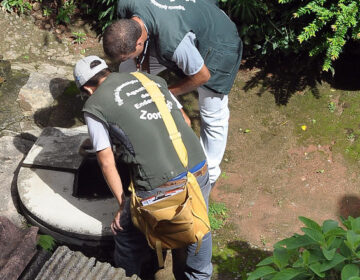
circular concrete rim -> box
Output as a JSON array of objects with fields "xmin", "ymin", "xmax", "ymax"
[
  {"xmin": 17, "ymin": 167, "xmax": 118, "ymax": 244},
  {"xmin": 20, "ymin": 202, "xmax": 113, "ymax": 247}
]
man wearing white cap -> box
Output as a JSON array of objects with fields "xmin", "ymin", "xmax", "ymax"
[{"xmin": 74, "ymin": 55, "xmax": 213, "ymax": 279}]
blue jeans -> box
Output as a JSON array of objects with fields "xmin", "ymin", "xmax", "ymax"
[{"xmin": 113, "ymin": 171, "xmax": 213, "ymax": 280}]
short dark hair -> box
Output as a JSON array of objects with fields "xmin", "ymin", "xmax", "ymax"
[
  {"xmin": 80, "ymin": 60, "xmax": 110, "ymax": 91},
  {"xmin": 103, "ymin": 19, "xmax": 142, "ymax": 60}
]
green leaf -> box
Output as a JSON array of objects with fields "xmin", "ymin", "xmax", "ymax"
[
  {"xmin": 301, "ymin": 227, "xmax": 325, "ymax": 244},
  {"xmin": 342, "ymin": 264, "xmax": 360, "ymax": 280},
  {"xmin": 302, "ymin": 249, "xmax": 310, "ymax": 265},
  {"xmin": 351, "ymin": 218, "xmax": 360, "ymax": 233},
  {"xmin": 322, "ymin": 220, "xmax": 339, "ymax": 233},
  {"xmin": 256, "ymin": 256, "xmax": 274, "ymax": 266},
  {"xmin": 325, "ymin": 227, "xmax": 346, "ymax": 238},
  {"xmin": 309, "ymin": 262, "xmax": 325, "ymax": 278},
  {"xmin": 340, "ymin": 241, "xmax": 353, "ymax": 257},
  {"xmin": 272, "ymin": 268, "xmax": 306, "ymax": 280},
  {"xmin": 326, "ymin": 236, "xmax": 336, "ymax": 248},
  {"xmin": 275, "ymin": 235, "xmax": 317, "ymax": 250},
  {"xmin": 37, "ymin": 234, "xmax": 55, "ymax": 251},
  {"xmin": 308, "ymin": 248, "xmax": 325, "ymax": 264},
  {"xmin": 342, "ymin": 216, "xmax": 353, "ymax": 230},
  {"xmin": 349, "ymin": 277, "xmax": 360, "ymax": 280},
  {"xmin": 292, "ymin": 258, "xmax": 304, "ymax": 268},
  {"xmin": 347, "ymin": 230, "xmax": 360, "ymax": 250},
  {"xmin": 320, "ymin": 253, "xmax": 346, "ymax": 272},
  {"xmin": 274, "ymin": 247, "xmax": 290, "ymax": 270},
  {"xmin": 322, "ymin": 247, "xmax": 336, "ymax": 260},
  {"xmin": 328, "ymin": 237, "xmax": 344, "ymax": 250},
  {"xmin": 247, "ymin": 266, "xmax": 277, "ymax": 280},
  {"xmin": 299, "ymin": 216, "xmax": 322, "ymax": 232}
]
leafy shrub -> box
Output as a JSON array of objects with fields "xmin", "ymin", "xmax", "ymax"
[
  {"xmin": 247, "ymin": 216, "xmax": 360, "ymax": 280},
  {"xmin": 81, "ymin": 0, "xmax": 117, "ymax": 32},
  {"xmin": 220, "ymin": 0, "xmax": 301, "ymax": 57},
  {"xmin": 1, "ymin": 0, "xmax": 31, "ymax": 14},
  {"xmin": 278, "ymin": 0, "xmax": 360, "ymax": 73},
  {"xmin": 56, "ymin": 0, "xmax": 76, "ymax": 24}
]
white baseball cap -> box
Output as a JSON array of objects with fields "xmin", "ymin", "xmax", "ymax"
[{"xmin": 73, "ymin": 55, "xmax": 108, "ymax": 88}]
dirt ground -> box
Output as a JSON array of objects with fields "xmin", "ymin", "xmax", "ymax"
[{"xmin": 209, "ymin": 64, "xmax": 360, "ymax": 277}]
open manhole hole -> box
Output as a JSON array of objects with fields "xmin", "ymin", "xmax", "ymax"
[{"xmin": 74, "ymin": 154, "xmax": 130, "ymax": 199}]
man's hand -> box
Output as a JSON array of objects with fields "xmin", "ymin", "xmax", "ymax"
[
  {"xmin": 181, "ymin": 108, "xmax": 191, "ymax": 127},
  {"xmin": 110, "ymin": 193, "xmax": 126, "ymax": 234},
  {"xmin": 111, "ymin": 208, "xmax": 123, "ymax": 234}
]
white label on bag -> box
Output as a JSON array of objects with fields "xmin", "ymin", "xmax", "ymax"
[{"xmin": 141, "ymin": 187, "xmax": 184, "ymax": 206}]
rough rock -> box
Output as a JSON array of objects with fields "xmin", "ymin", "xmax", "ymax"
[
  {"xmin": 0, "ymin": 134, "xmax": 36, "ymax": 227},
  {"xmin": 16, "ymin": 64, "xmax": 72, "ymax": 116},
  {"xmin": 0, "ymin": 216, "xmax": 38, "ymax": 280}
]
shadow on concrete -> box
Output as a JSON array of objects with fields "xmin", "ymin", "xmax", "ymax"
[
  {"xmin": 337, "ymin": 195, "xmax": 360, "ymax": 219},
  {"xmin": 212, "ymin": 240, "xmax": 271, "ymax": 280},
  {"xmin": 33, "ymin": 78, "xmax": 85, "ymax": 128}
]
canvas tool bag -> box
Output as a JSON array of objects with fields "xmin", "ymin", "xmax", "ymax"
[{"xmin": 129, "ymin": 72, "xmax": 211, "ymax": 268}]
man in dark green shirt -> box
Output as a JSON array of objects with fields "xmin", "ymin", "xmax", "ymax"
[
  {"xmin": 103, "ymin": 0, "xmax": 243, "ymax": 188},
  {"xmin": 74, "ymin": 55, "xmax": 212, "ymax": 279}
]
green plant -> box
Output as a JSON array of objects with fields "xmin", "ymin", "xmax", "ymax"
[
  {"xmin": 279, "ymin": 0, "xmax": 360, "ymax": 72},
  {"xmin": 209, "ymin": 202, "xmax": 228, "ymax": 230},
  {"xmin": 247, "ymin": 216, "xmax": 360, "ymax": 280},
  {"xmin": 56, "ymin": 0, "xmax": 76, "ymax": 24},
  {"xmin": 1, "ymin": 0, "xmax": 31, "ymax": 14},
  {"xmin": 43, "ymin": 6, "xmax": 52, "ymax": 17},
  {"xmin": 347, "ymin": 133, "xmax": 356, "ymax": 141},
  {"xmin": 37, "ymin": 234, "xmax": 56, "ymax": 251},
  {"xmin": 72, "ymin": 31, "xmax": 86, "ymax": 44},
  {"xmin": 82, "ymin": 0, "xmax": 117, "ymax": 32},
  {"xmin": 328, "ymin": 101, "xmax": 336, "ymax": 113}
]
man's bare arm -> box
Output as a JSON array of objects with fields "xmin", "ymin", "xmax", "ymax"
[
  {"xmin": 169, "ymin": 64, "xmax": 211, "ymax": 96},
  {"xmin": 97, "ymin": 147, "xmax": 125, "ymax": 233}
]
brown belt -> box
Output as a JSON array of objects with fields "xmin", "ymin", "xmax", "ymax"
[{"xmin": 157, "ymin": 163, "xmax": 208, "ymax": 188}]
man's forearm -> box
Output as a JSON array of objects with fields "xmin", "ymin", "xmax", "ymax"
[
  {"xmin": 169, "ymin": 64, "xmax": 211, "ymax": 96},
  {"xmin": 97, "ymin": 147, "xmax": 124, "ymax": 208}
]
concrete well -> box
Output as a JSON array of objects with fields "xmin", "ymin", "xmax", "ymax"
[{"xmin": 17, "ymin": 126, "xmax": 119, "ymax": 246}]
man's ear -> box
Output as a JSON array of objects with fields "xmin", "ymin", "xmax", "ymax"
[
  {"xmin": 136, "ymin": 39, "xmax": 143, "ymax": 47},
  {"xmin": 83, "ymin": 85, "xmax": 94, "ymax": 95}
]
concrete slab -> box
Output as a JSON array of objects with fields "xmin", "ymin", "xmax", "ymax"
[
  {"xmin": 17, "ymin": 167, "xmax": 117, "ymax": 241},
  {"xmin": 22, "ymin": 126, "xmax": 89, "ymax": 171}
]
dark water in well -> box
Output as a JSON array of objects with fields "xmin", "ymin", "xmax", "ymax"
[{"xmin": 0, "ymin": 60, "xmax": 29, "ymax": 134}]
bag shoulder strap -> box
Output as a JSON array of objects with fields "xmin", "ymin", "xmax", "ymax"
[{"xmin": 131, "ymin": 72, "xmax": 188, "ymax": 169}]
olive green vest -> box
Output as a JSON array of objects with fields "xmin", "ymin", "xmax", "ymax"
[
  {"xmin": 83, "ymin": 72, "xmax": 206, "ymax": 191},
  {"xmin": 118, "ymin": 0, "xmax": 242, "ymax": 94}
]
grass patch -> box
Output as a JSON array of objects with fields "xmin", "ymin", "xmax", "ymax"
[
  {"xmin": 280, "ymin": 85, "xmax": 360, "ymax": 164},
  {"xmin": 212, "ymin": 237, "xmax": 271, "ymax": 280},
  {"xmin": 209, "ymin": 201, "xmax": 228, "ymax": 230}
]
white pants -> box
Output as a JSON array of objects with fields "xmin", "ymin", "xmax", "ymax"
[{"xmin": 119, "ymin": 57, "xmax": 229, "ymax": 184}]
